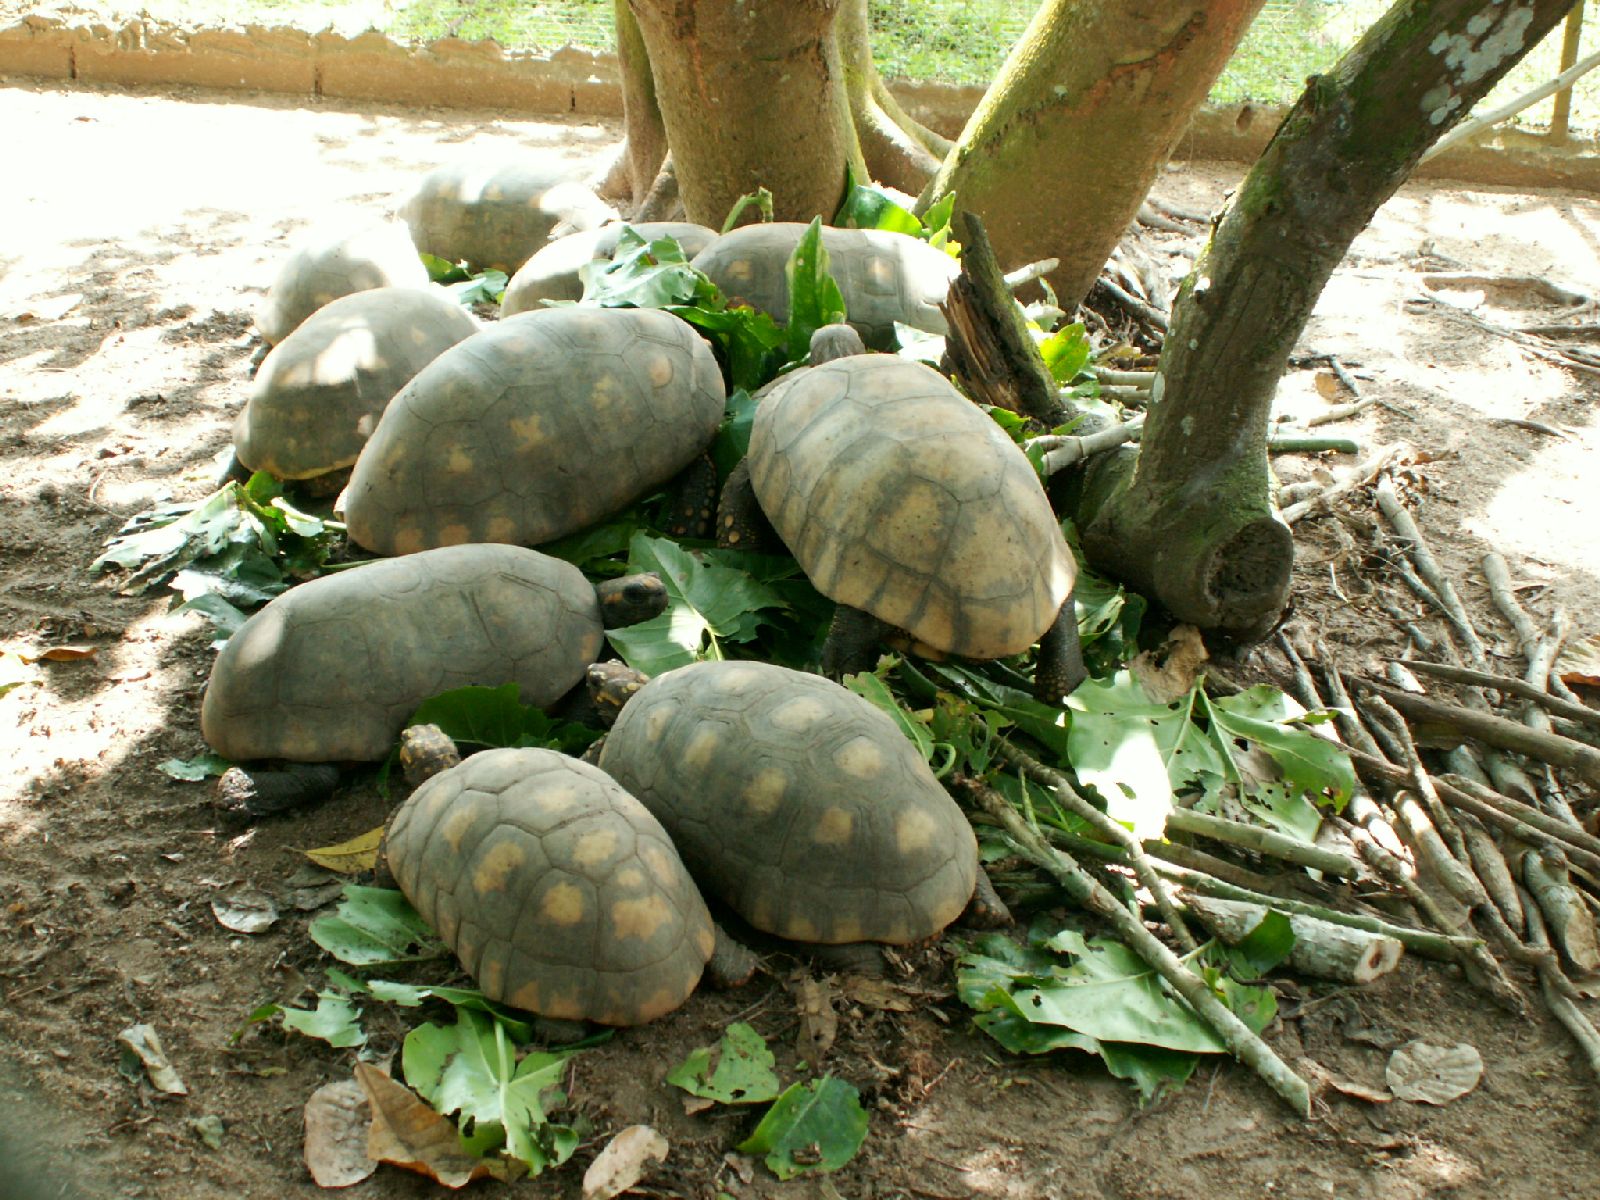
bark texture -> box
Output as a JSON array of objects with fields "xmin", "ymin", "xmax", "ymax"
[
  {"xmin": 1083, "ymin": 0, "xmax": 1579, "ymax": 638},
  {"xmin": 924, "ymin": 0, "xmax": 1264, "ymax": 304},
  {"xmin": 627, "ymin": 0, "xmax": 863, "ymax": 225},
  {"xmin": 836, "ymin": 0, "xmax": 947, "ymax": 195},
  {"xmin": 605, "ymin": 0, "xmax": 668, "ymax": 211}
]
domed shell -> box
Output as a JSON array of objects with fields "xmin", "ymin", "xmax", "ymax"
[
  {"xmin": 597, "ymin": 660, "xmax": 977, "ymax": 945},
  {"xmin": 340, "ymin": 306, "xmax": 726, "ymax": 557},
  {"xmin": 256, "ymin": 222, "xmax": 428, "ymax": 345},
  {"xmin": 386, "ymin": 748, "xmax": 715, "ymax": 1026},
  {"xmin": 401, "ymin": 161, "xmax": 616, "ymax": 274},
  {"xmin": 236, "ymin": 287, "xmax": 479, "ymax": 481},
  {"xmin": 691, "ymin": 223, "xmax": 959, "ymax": 349},
  {"xmin": 501, "ymin": 222, "xmax": 719, "ymax": 317},
  {"xmin": 749, "ymin": 355, "xmax": 1074, "ymax": 661},
  {"xmin": 201, "ymin": 544, "xmax": 604, "ymax": 763}
]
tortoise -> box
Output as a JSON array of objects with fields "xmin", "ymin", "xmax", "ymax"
[
  {"xmin": 500, "ymin": 221, "xmax": 718, "ymax": 318},
  {"xmin": 690, "ymin": 222, "xmax": 960, "ymax": 350},
  {"xmin": 256, "ymin": 222, "xmax": 429, "ymax": 346},
  {"xmin": 719, "ymin": 327, "xmax": 1085, "ymax": 703},
  {"xmin": 400, "ymin": 160, "xmax": 616, "ymax": 274},
  {"xmin": 200, "ymin": 542, "xmax": 666, "ymax": 765},
  {"xmin": 594, "ymin": 659, "xmax": 980, "ymax": 946},
  {"xmin": 384, "ymin": 746, "xmax": 716, "ymax": 1026},
  {"xmin": 235, "ymin": 287, "xmax": 479, "ymax": 489},
  {"xmin": 339, "ymin": 305, "xmax": 726, "ymax": 557}
]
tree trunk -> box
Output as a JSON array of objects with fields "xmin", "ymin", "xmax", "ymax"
[
  {"xmin": 923, "ymin": 0, "xmax": 1263, "ymax": 304},
  {"xmin": 1082, "ymin": 0, "xmax": 1579, "ymax": 638},
  {"xmin": 835, "ymin": 0, "xmax": 947, "ymax": 196},
  {"xmin": 601, "ymin": 0, "xmax": 669, "ymax": 212},
  {"xmin": 627, "ymin": 0, "xmax": 864, "ymax": 226}
]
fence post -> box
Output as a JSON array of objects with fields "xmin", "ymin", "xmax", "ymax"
[{"xmin": 1551, "ymin": 0, "xmax": 1587, "ymax": 142}]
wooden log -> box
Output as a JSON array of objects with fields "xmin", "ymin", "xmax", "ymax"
[{"xmin": 1181, "ymin": 893, "xmax": 1403, "ymax": 984}]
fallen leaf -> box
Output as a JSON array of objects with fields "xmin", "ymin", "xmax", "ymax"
[
  {"xmin": 356, "ymin": 1061, "xmax": 506, "ymax": 1189},
  {"xmin": 1385, "ymin": 1041, "xmax": 1482, "ymax": 1105},
  {"xmin": 790, "ymin": 975, "xmax": 838, "ymax": 1064},
  {"xmin": 117, "ymin": 1024, "xmax": 188, "ymax": 1095},
  {"xmin": 305, "ymin": 827, "xmax": 385, "ymax": 875},
  {"xmin": 1130, "ymin": 625, "xmax": 1209, "ymax": 705},
  {"xmin": 680, "ymin": 1095, "xmax": 716, "ymax": 1116},
  {"xmin": 24, "ymin": 645, "xmax": 99, "ymax": 663},
  {"xmin": 0, "ymin": 650, "xmax": 41, "ymax": 698},
  {"xmin": 582, "ymin": 1125, "xmax": 668, "ymax": 1200},
  {"xmin": 189, "ymin": 1114, "xmax": 226, "ymax": 1149},
  {"xmin": 304, "ymin": 1077, "xmax": 377, "ymax": 1188},
  {"xmin": 1313, "ymin": 370, "xmax": 1349, "ymax": 401},
  {"xmin": 839, "ymin": 976, "xmax": 914, "ymax": 1012},
  {"xmin": 211, "ymin": 886, "xmax": 280, "ymax": 934}
]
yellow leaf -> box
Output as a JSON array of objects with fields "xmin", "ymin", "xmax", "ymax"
[{"xmin": 304, "ymin": 826, "xmax": 385, "ymax": 874}]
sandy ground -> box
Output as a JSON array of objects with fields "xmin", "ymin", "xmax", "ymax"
[{"xmin": 3, "ymin": 76, "xmax": 1600, "ymax": 1200}]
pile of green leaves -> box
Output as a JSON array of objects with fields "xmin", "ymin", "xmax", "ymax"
[{"xmin": 420, "ymin": 252, "xmax": 509, "ymax": 307}]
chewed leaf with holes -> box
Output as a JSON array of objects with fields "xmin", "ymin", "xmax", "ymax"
[{"xmin": 666, "ymin": 1022, "xmax": 782, "ymax": 1106}]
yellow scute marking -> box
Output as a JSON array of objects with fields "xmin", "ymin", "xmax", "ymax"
[
  {"xmin": 646, "ymin": 355, "xmax": 675, "ymax": 387},
  {"xmin": 640, "ymin": 843, "xmax": 678, "ymax": 888},
  {"xmin": 833, "ymin": 736, "xmax": 884, "ymax": 779},
  {"xmin": 784, "ymin": 914, "xmax": 820, "ymax": 942},
  {"xmin": 895, "ymin": 807, "xmax": 939, "ymax": 856},
  {"xmin": 440, "ymin": 805, "xmax": 475, "ymax": 851},
  {"xmin": 535, "ymin": 782, "xmax": 582, "ymax": 817},
  {"xmin": 444, "ymin": 445, "xmax": 475, "ymax": 474},
  {"xmin": 614, "ymin": 865, "xmax": 645, "ymax": 890},
  {"xmin": 769, "ymin": 696, "xmax": 828, "ymax": 732},
  {"xmin": 510, "ymin": 980, "xmax": 541, "ymax": 1012},
  {"xmin": 472, "ymin": 839, "xmax": 525, "ymax": 893},
  {"xmin": 611, "ymin": 895, "xmax": 672, "ymax": 941},
  {"xmin": 743, "ymin": 768, "xmax": 788, "ymax": 816},
  {"xmin": 813, "ymin": 806, "xmax": 854, "ymax": 845},
  {"xmin": 508, "ymin": 412, "xmax": 549, "ymax": 451},
  {"xmin": 682, "ymin": 726, "xmax": 722, "ymax": 770},
  {"xmin": 643, "ymin": 703, "xmax": 675, "ymax": 743},
  {"xmin": 540, "ymin": 880, "xmax": 588, "ymax": 926},
  {"xmin": 571, "ymin": 828, "xmax": 619, "ymax": 869}
]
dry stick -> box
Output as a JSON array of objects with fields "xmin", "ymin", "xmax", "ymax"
[
  {"xmin": 1415, "ymin": 295, "xmax": 1600, "ymax": 378},
  {"xmin": 1031, "ymin": 416, "xmax": 1146, "ymax": 476},
  {"xmin": 1281, "ymin": 443, "xmax": 1406, "ymax": 525},
  {"xmin": 1143, "ymin": 839, "xmax": 1278, "ymax": 893},
  {"xmin": 1089, "ymin": 366, "xmax": 1155, "ymax": 389},
  {"xmin": 1458, "ymin": 812, "xmax": 1527, "ymax": 935},
  {"xmin": 1164, "ymin": 809, "xmax": 1360, "ymax": 879},
  {"xmin": 1523, "ymin": 846, "xmax": 1600, "ymax": 974},
  {"xmin": 992, "ymin": 741, "xmax": 1198, "ymax": 954},
  {"xmin": 1095, "ymin": 275, "xmax": 1169, "ymax": 333},
  {"xmin": 972, "ymin": 787, "xmax": 1312, "ymax": 1117},
  {"xmin": 1522, "ymin": 888, "xmax": 1600, "ymax": 1087},
  {"xmin": 1374, "ymin": 477, "xmax": 1489, "ymax": 667},
  {"xmin": 1001, "ymin": 257, "xmax": 1060, "ymax": 291},
  {"xmin": 1359, "ymin": 681, "xmax": 1600, "ymax": 789},
  {"xmin": 1399, "ymin": 661, "xmax": 1600, "ymax": 731}
]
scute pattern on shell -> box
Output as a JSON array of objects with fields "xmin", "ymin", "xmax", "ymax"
[
  {"xmin": 400, "ymin": 161, "xmax": 616, "ymax": 274},
  {"xmin": 500, "ymin": 221, "xmax": 718, "ymax": 317},
  {"xmin": 236, "ymin": 288, "xmax": 479, "ymax": 480},
  {"xmin": 749, "ymin": 356, "xmax": 1074, "ymax": 661},
  {"xmin": 340, "ymin": 306, "xmax": 726, "ymax": 556},
  {"xmin": 200, "ymin": 544, "xmax": 603, "ymax": 763},
  {"xmin": 386, "ymin": 748, "xmax": 715, "ymax": 1026},
  {"xmin": 597, "ymin": 660, "xmax": 978, "ymax": 945},
  {"xmin": 255, "ymin": 222, "xmax": 428, "ymax": 345},
  {"xmin": 691, "ymin": 223, "xmax": 959, "ymax": 349}
]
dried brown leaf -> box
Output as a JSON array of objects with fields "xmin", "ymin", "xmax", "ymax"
[
  {"xmin": 582, "ymin": 1125, "xmax": 668, "ymax": 1200},
  {"xmin": 839, "ymin": 976, "xmax": 914, "ymax": 1013},
  {"xmin": 25, "ymin": 645, "xmax": 99, "ymax": 662},
  {"xmin": 303, "ymin": 1077, "xmax": 376, "ymax": 1189},
  {"xmin": 1131, "ymin": 625, "xmax": 1209, "ymax": 705},
  {"xmin": 117, "ymin": 1023, "xmax": 188, "ymax": 1096},
  {"xmin": 355, "ymin": 1061, "xmax": 505, "ymax": 1188},
  {"xmin": 1385, "ymin": 1041, "xmax": 1482, "ymax": 1105},
  {"xmin": 790, "ymin": 975, "xmax": 837, "ymax": 1064}
]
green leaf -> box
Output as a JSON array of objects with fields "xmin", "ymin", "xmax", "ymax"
[
  {"xmin": 308, "ymin": 885, "xmax": 445, "ymax": 966},
  {"xmin": 581, "ymin": 228, "xmax": 710, "ymax": 310},
  {"xmin": 448, "ymin": 268, "xmax": 508, "ymax": 306},
  {"xmin": 712, "ymin": 387, "xmax": 759, "ymax": 480},
  {"xmin": 403, "ymin": 684, "xmax": 598, "ymax": 754},
  {"xmin": 273, "ymin": 991, "xmax": 366, "ymax": 1048},
  {"xmin": 736, "ymin": 1077, "xmax": 868, "ymax": 1180},
  {"xmin": 1098, "ymin": 1043, "xmax": 1202, "ymax": 1102},
  {"xmin": 157, "ymin": 752, "xmax": 233, "ymax": 781},
  {"xmin": 665, "ymin": 1022, "xmax": 781, "ymax": 1105},
  {"xmin": 605, "ymin": 534, "xmax": 788, "ymax": 675},
  {"xmin": 833, "ymin": 166, "xmax": 923, "ymax": 236},
  {"xmin": 720, "ymin": 187, "xmax": 774, "ymax": 233},
  {"xmin": 1039, "ymin": 322, "xmax": 1091, "ymax": 384},
  {"xmin": 670, "ymin": 303, "xmax": 786, "ymax": 394},
  {"xmin": 169, "ymin": 591, "xmax": 250, "ymax": 639},
  {"xmin": 1232, "ymin": 909, "xmax": 1297, "ymax": 976},
  {"xmin": 921, "ymin": 192, "xmax": 959, "ymax": 253},
  {"xmin": 421, "ymin": 252, "xmax": 470, "ymax": 283},
  {"xmin": 784, "ymin": 218, "xmax": 848, "ymax": 362},
  {"xmin": 842, "ymin": 671, "xmax": 934, "ymax": 763},
  {"xmin": 1204, "ymin": 687, "xmax": 1355, "ymax": 812},
  {"xmin": 538, "ymin": 514, "xmax": 644, "ymax": 575},
  {"xmin": 403, "ymin": 1009, "xmax": 577, "ymax": 1173},
  {"xmin": 338, "ymin": 976, "xmax": 535, "ymax": 1044}
]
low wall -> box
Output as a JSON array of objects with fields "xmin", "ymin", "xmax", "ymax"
[{"xmin": 3, "ymin": 12, "xmax": 1597, "ymax": 193}]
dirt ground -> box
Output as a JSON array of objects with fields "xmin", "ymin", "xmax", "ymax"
[{"xmin": 3, "ymin": 76, "xmax": 1600, "ymax": 1200}]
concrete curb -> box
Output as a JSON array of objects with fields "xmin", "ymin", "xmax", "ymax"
[{"xmin": 3, "ymin": 12, "xmax": 1596, "ymax": 192}]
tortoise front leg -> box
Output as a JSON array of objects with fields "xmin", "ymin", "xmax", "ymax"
[
  {"xmin": 1033, "ymin": 591, "xmax": 1086, "ymax": 704},
  {"xmin": 821, "ymin": 604, "xmax": 884, "ymax": 680},
  {"xmin": 715, "ymin": 458, "xmax": 780, "ymax": 553}
]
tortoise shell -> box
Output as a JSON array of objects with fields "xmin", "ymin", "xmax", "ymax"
[
  {"xmin": 386, "ymin": 747, "xmax": 715, "ymax": 1026},
  {"xmin": 749, "ymin": 355, "xmax": 1074, "ymax": 661},
  {"xmin": 597, "ymin": 660, "xmax": 977, "ymax": 945},
  {"xmin": 255, "ymin": 222, "xmax": 428, "ymax": 345},
  {"xmin": 690, "ymin": 223, "xmax": 959, "ymax": 349},
  {"xmin": 236, "ymin": 287, "xmax": 478, "ymax": 482},
  {"xmin": 400, "ymin": 161, "xmax": 616, "ymax": 274},
  {"xmin": 500, "ymin": 221, "xmax": 719, "ymax": 317},
  {"xmin": 339, "ymin": 306, "xmax": 725, "ymax": 556},
  {"xmin": 200, "ymin": 544, "xmax": 605, "ymax": 763}
]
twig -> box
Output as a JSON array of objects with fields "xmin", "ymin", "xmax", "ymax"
[
  {"xmin": 1374, "ymin": 477, "xmax": 1488, "ymax": 667},
  {"xmin": 1002, "ymin": 258, "xmax": 1060, "ymax": 291},
  {"xmin": 1398, "ymin": 661, "xmax": 1600, "ymax": 731},
  {"xmin": 1180, "ymin": 894, "xmax": 1404, "ymax": 984},
  {"xmin": 1089, "ymin": 366, "xmax": 1155, "ymax": 389},
  {"xmin": 1412, "ymin": 294, "xmax": 1600, "ymax": 378},
  {"xmin": 973, "ymin": 787, "xmax": 1312, "ymax": 1117},
  {"xmin": 992, "ymin": 742, "xmax": 1197, "ymax": 953},
  {"xmin": 1305, "ymin": 396, "xmax": 1381, "ymax": 428},
  {"xmin": 1268, "ymin": 435, "xmax": 1361, "ymax": 455},
  {"xmin": 1422, "ymin": 45, "xmax": 1600, "ymax": 163},
  {"xmin": 1164, "ymin": 809, "xmax": 1359, "ymax": 879},
  {"xmin": 1522, "ymin": 888, "xmax": 1600, "ymax": 1087},
  {"xmin": 1415, "ymin": 272, "xmax": 1593, "ymax": 310},
  {"xmin": 1458, "ymin": 812, "xmax": 1526, "ymax": 935},
  {"xmin": 1030, "ymin": 416, "xmax": 1145, "ymax": 475},
  {"xmin": 1095, "ymin": 275, "xmax": 1169, "ymax": 333},
  {"xmin": 1523, "ymin": 846, "xmax": 1600, "ymax": 973}
]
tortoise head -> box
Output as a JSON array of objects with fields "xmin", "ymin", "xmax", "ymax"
[
  {"xmin": 595, "ymin": 572, "xmax": 669, "ymax": 628},
  {"xmin": 809, "ymin": 323, "xmax": 866, "ymax": 364},
  {"xmin": 585, "ymin": 660, "xmax": 650, "ymax": 728}
]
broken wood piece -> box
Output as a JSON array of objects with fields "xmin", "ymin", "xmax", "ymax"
[
  {"xmin": 1030, "ymin": 417, "xmax": 1145, "ymax": 475},
  {"xmin": 1089, "ymin": 366, "xmax": 1155, "ymax": 389},
  {"xmin": 1001, "ymin": 257, "xmax": 1059, "ymax": 292},
  {"xmin": 1393, "ymin": 792, "xmax": 1488, "ymax": 908},
  {"xmin": 1180, "ymin": 893, "xmax": 1404, "ymax": 984},
  {"xmin": 1522, "ymin": 893, "xmax": 1600, "ymax": 1087},
  {"xmin": 1359, "ymin": 680, "xmax": 1600, "ymax": 788},
  {"xmin": 1523, "ymin": 845, "xmax": 1600, "ymax": 973},
  {"xmin": 1399, "ymin": 660, "xmax": 1600, "ymax": 731},
  {"xmin": 1458, "ymin": 813, "xmax": 1526, "ymax": 936},
  {"xmin": 1416, "ymin": 271, "xmax": 1593, "ymax": 309},
  {"xmin": 1375, "ymin": 477, "xmax": 1488, "ymax": 667},
  {"xmin": 1094, "ymin": 275, "xmax": 1169, "ymax": 332},
  {"xmin": 1164, "ymin": 809, "xmax": 1359, "ymax": 878},
  {"xmin": 1267, "ymin": 435, "xmax": 1361, "ymax": 455}
]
